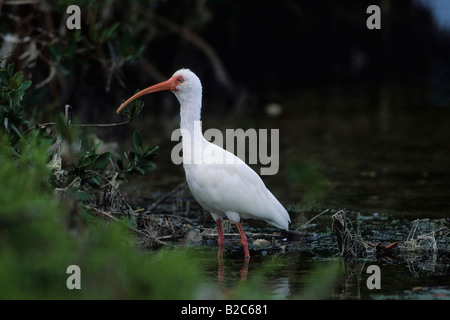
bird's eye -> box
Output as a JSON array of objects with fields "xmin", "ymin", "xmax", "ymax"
[{"xmin": 178, "ymin": 77, "xmax": 183, "ymax": 83}]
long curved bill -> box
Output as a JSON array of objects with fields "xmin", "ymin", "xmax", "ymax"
[{"xmin": 116, "ymin": 77, "xmax": 177, "ymax": 114}]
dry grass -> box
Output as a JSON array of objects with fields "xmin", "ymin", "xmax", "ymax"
[{"xmin": 332, "ymin": 210, "xmax": 450, "ymax": 260}]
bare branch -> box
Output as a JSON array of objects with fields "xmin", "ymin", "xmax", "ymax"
[
  {"xmin": 24, "ymin": 118, "xmax": 131, "ymax": 135},
  {"xmin": 152, "ymin": 13, "xmax": 236, "ymax": 95},
  {"xmin": 147, "ymin": 182, "xmax": 187, "ymax": 212}
]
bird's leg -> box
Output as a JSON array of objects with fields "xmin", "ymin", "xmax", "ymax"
[
  {"xmin": 216, "ymin": 219, "xmax": 225, "ymax": 257},
  {"xmin": 235, "ymin": 222, "xmax": 250, "ymax": 258},
  {"xmin": 217, "ymin": 255, "xmax": 225, "ymax": 283},
  {"xmin": 216, "ymin": 218, "xmax": 225, "ymax": 246}
]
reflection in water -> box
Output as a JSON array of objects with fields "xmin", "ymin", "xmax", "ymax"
[
  {"xmin": 334, "ymin": 259, "xmax": 368, "ymax": 299},
  {"xmin": 334, "ymin": 252, "xmax": 450, "ymax": 299},
  {"xmin": 217, "ymin": 256, "xmax": 249, "ymax": 283},
  {"xmin": 200, "ymin": 212, "xmax": 449, "ymax": 299}
]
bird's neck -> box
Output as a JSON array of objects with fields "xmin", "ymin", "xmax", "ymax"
[
  {"xmin": 176, "ymin": 90, "xmax": 204, "ymax": 164},
  {"xmin": 180, "ymin": 105, "xmax": 201, "ymax": 135},
  {"xmin": 176, "ymin": 88, "xmax": 202, "ymax": 132}
]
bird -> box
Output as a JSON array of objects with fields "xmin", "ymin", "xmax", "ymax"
[{"xmin": 116, "ymin": 69, "xmax": 290, "ymax": 258}]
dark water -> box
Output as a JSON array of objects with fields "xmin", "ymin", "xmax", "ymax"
[{"xmin": 116, "ymin": 85, "xmax": 450, "ymax": 299}]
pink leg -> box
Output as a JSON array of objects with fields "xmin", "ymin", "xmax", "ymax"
[
  {"xmin": 236, "ymin": 222, "xmax": 250, "ymax": 258},
  {"xmin": 218, "ymin": 256, "xmax": 225, "ymax": 283},
  {"xmin": 216, "ymin": 219, "xmax": 225, "ymax": 257}
]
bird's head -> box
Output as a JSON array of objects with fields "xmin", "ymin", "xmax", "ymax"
[{"xmin": 116, "ymin": 68, "xmax": 202, "ymax": 114}]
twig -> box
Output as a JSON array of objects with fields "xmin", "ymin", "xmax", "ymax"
[
  {"xmin": 295, "ymin": 209, "xmax": 330, "ymax": 231},
  {"xmin": 152, "ymin": 13, "xmax": 236, "ymax": 94},
  {"xmin": 147, "ymin": 182, "xmax": 187, "ymax": 212},
  {"xmin": 77, "ymin": 120, "xmax": 132, "ymax": 127},
  {"xmin": 140, "ymin": 213, "xmax": 193, "ymax": 226},
  {"xmin": 139, "ymin": 56, "xmax": 167, "ymax": 82},
  {"xmin": 87, "ymin": 170, "xmax": 134, "ymax": 215},
  {"xmin": 24, "ymin": 118, "xmax": 131, "ymax": 134},
  {"xmin": 156, "ymin": 235, "xmax": 177, "ymax": 240},
  {"xmin": 215, "ymin": 232, "xmax": 286, "ymax": 240},
  {"xmin": 84, "ymin": 205, "xmax": 172, "ymax": 247},
  {"xmin": 3, "ymin": 0, "xmax": 41, "ymax": 5},
  {"xmin": 85, "ymin": 205, "xmax": 144, "ymax": 236}
]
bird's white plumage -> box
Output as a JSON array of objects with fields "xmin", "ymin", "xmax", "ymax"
[{"xmin": 172, "ymin": 69, "xmax": 290, "ymax": 231}]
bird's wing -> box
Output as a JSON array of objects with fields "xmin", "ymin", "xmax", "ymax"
[{"xmin": 185, "ymin": 142, "xmax": 290, "ymax": 230}]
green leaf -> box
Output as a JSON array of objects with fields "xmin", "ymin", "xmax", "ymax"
[
  {"xmin": 18, "ymin": 80, "xmax": 32, "ymax": 92},
  {"xmin": 8, "ymin": 78, "xmax": 19, "ymax": 90},
  {"xmin": 10, "ymin": 123, "xmax": 22, "ymax": 138},
  {"xmin": 100, "ymin": 22, "xmax": 120, "ymax": 43},
  {"xmin": 130, "ymin": 166, "xmax": 146, "ymax": 175},
  {"xmin": 87, "ymin": 176, "xmax": 102, "ymax": 188},
  {"xmin": 133, "ymin": 130, "xmax": 143, "ymax": 154},
  {"xmin": 0, "ymin": 71, "xmax": 10, "ymax": 88},
  {"xmin": 93, "ymin": 141, "xmax": 103, "ymax": 153},
  {"xmin": 143, "ymin": 145, "xmax": 159, "ymax": 157},
  {"xmin": 6, "ymin": 63, "xmax": 14, "ymax": 77},
  {"xmin": 139, "ymin": 161, "xmax": 156, "ymax": 174},
  {"xmin": 75, "ymin": 191, "xmax": 92, "ymax": 201},
  {"xmin": 77, "ymin": 157, "xmax": 92, "ymax": 169},
  {"xmin": 9, "ymin": 146, "xmax": 21, "ymax": 157},
  {"xmin": 93, "ymin": 152, "xmax": 111, "ymax": 170},
  {"xmin": 12, "ymin": 71, "xmax": 23, "ymax": 84},
  {"xmin": 128, "ymin": 151, "xmax": 137, "ymax": 163},
  {"xmin": 115, "ymin": 154, "xmax": 124, "ymax": 170},
  {"xmin": 117, "ymin": 96, "xmax": 143, "ymax": 120}
]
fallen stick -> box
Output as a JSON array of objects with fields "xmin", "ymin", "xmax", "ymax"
[
  {"xmin": 295, "ymin": 209, "xmax": 330, "ymax": 231},
  {"xmin": 84, "ymin": 205, "xmax": 173, "ymax": 247},
  {"xmin": 147, "ymin": 182, "xmax": 187, "ymax": 212}
]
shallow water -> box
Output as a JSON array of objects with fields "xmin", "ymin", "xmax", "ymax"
[{"xmin": 116, "ymin": 85, "xmax": 450, "ymax": 299}]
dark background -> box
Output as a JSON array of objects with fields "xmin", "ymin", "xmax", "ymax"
[{"xmin": 2, "ymin": 0, "xmax": 448, "ymax": 117}]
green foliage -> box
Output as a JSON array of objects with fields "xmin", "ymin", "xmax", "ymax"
[
  {"xmin": 64, "ymin": 224, "xmax": 204, "ymax": 299},
  {"xmin": 38, "ymin": 1, "xmax": 145, "ymax": 75},
  {"xmin": 0, "ymin": 61, "xmax": 158, "ymax": 205},
  {"xmin": 0, "ymin": 63, "xmax": 32, "ymax": 149},
  {"xmin": 0, "ymin": 65, "xmax": 204, "ymax": 299},
  {"xmin": 296, "ymin": 261, "xmax": 341, "ymax": 299},
  {"xmin": 75, "ymin": 150, "xmax": 111, "ymax": 187},
  {"xmin": 0, "ymin": 133, "xmax": 54, "ymax": 218},
  {"xmin": 0, "ymin": 133, "xmax": 69, "ymax": 299},
  {"xmin": 49, "ymin": 124, "xmax": 159, "ymax": 206},
  {"xmin": 52, "ymin": 126, "xmax": 158, "ymax": 213},
  {"xmin": 115, "ymin": 130, "xmax": 159, "ymax": 178},
  {"xmin": 0, "ymin": 134, "xmax": 202, "ymax": 299},
  {"xmin": 117, "ymin": 95, "xmax": 145, "ymax": 121}
]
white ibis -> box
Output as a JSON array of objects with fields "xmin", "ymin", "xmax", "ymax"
[{"xmin": 116, "ymin": 69, "xmax": 290, "ymax": 258}]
